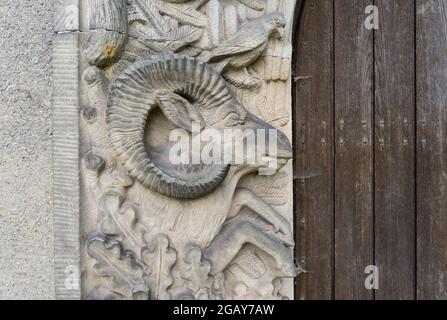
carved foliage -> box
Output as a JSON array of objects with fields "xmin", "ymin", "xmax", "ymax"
[
  {"xmin": 82, "ymin": 0, "xmax": 297, "ymax": 300},
  {"xmin": 180, "ymin": 245, "xmax": 225, "ymax": 300},
  {"xmin": 87, "ymin": 235, "xmax": 149, "ymax": 299},
  {"xmin": 141, "ymin": 234, "xmax": 177, "ymax": 300}
]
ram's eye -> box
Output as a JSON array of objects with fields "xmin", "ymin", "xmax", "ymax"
[{"xmin": 224, "ymin": 113, "xmax": 241, "ymax": 127}]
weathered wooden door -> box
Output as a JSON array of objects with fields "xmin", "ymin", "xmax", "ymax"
[{"xmin": 293, "ymin": 0, "xmax": 447, "ymax": 300}]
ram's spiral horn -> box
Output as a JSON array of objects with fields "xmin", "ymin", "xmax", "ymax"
[{"xmin": 107, "ymin": 55, "xmax": 235, "ymax": 199}]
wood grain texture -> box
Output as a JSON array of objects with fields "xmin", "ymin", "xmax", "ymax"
[
  {"xmin": 416, "ymin": 0, "xmax": 447, "ymax": 300},
  {"xmin": 374, "ymin": 0, "xmax": 416, "ymax": 300},
  {"xmin": 294, "ymin": 0, "xmax": 334, "ymax": 300},
  {"xmin": 292, "ymin": 0, "xmax": 447, "ymax": 300},
  {"xmin": 334, "ymin": 0, "xmax": 374, "ymax": 300}
]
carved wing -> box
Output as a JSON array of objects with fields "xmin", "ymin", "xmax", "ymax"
[{"xmin": 206, "ymin": 29, "xmax": 266, "ymax": 61}]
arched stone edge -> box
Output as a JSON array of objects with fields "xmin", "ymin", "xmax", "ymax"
[{"xmin": 291, "ymin": 0, "xmax": 307, "ymax": 298}]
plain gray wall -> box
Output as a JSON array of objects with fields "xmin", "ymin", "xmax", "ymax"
[{"xmin": 0, "ymin": 0, "xmax": 54, "ymax": 299}]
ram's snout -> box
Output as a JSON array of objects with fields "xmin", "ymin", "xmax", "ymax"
[
  {"xmin": 242, "ymin": 112, "xmax": 293, "ymax": 166},
  {"xmin": 276, "ymin": 129, "xmax": 293, "ymax": 160}
]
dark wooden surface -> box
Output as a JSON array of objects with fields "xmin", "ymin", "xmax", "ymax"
[
  {"xmin": 294, "ymin": 0, "xmax": 334, "ymax": 300},
  {"xmin": 334, "ymin": 0, "xmax": 374, "ymax": 300},
  {"xmin": 416, "ymin": 0, "xmax": 447, "ymax": 300},
  {"xmin": 374, "ymin": 0, "xmax": 416, "ymax": 300},
  {"xmin": 293, "ymin": 0, "xmax": 447, "ymax": 300}
]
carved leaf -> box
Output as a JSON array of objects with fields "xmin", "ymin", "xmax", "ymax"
[
  {"xmin": 129, "ymin": 23, "xmax": 159, "ymax": 41},
  {"xmin": 97, "ymin": 191, "xmax": 123, "ymax": 236},
  {"xmin": 164, "ymin": 15, "xmax": 179, "ymax": 30},
  {"xmin": 237, "ymin": 0, "xmax": 265, "ymax": 11},
  {"xmin": 131, "ymin": 0, "xmax": 170, "ymax": 34},
  {"xmin": 127, "ymin": 37, "xmax": 173, "ymax": 55},
  {"xmin": 164, "ymin": 25, "xmax": 202, "ymax": 41},
  {"xmin": 98, "ymin": 191, "xmax": 145, "ymax": 253},
  {"xmin": 191, "ymin": 0, "xmax": 210, "ymax": 9},
  {"xmin": 211, "ymin": 273, "xmax": 226, "ymax": 300},
  {"xmin": 255, "ymin": 95, "xmax": 274, "ymax": 126},
  {"xmin": 153, "ymin": 0, "xmax": 207, "ymax": 27},
  {"xmin": 255, "ymin": 91, "xmax": 290, "ymax": 128},
  {"xmin": 224, "ymin": 69, "xmax": 262, "ymax": 89},
  {"xmin": 240, "ymin": 172, "xmax": 288, "ymax": 206},
  {"xmin": 87, "ymin": 235, "xmax": 149, "ymax": 299},
  {"xmin": 141, "ymin": 234, "xmax": 177, "ymax": 300},
  {"xmin": 129, "ymin": 16, "xmax": 202, "ymax": 53},
  {"xmin": 232, "ymin": 246, "xmax": 267, "ymax": 279},
  {"xmin": 250, "ymin": 172, "xmax": 288, "ymax": 196},
  {"xmin": 182, "ymin": 245, "xmax": 213, "ymax": 295},
  {"xmin": 164, "ymin": 26, "xmax": 204, "ymax": 51}
]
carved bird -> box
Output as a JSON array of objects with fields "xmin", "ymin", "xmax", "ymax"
[{"xmin": 199, "ymin": 13, "xmax": 286, "ymax": 88}]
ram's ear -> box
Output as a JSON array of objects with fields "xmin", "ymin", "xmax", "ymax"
[{"xmin": 156, "ymin": 91, "xmax": 205, "ymax": 132}]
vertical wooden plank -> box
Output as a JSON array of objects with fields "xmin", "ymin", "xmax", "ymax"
[
  {"xmin": 334, "ymin": 0, "xmax": 374, "ymax": 300},
  {"xmin": 374, "ymin": 0, "xmax": 416, "ymax": 300},
  {"xmin": 294, "ymin": 0, "xmax": 334, "ymax": 300},
  {"xmin": 416, "ymin": 0, "xmax": 447, "ymax": 300}
]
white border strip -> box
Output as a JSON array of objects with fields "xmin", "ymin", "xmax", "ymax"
[{"xmin": 53, "ymin": 0, "xmax": 81, "ymax": 300}]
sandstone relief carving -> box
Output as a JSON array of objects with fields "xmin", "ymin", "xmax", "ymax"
[{"xmin": 75, "ymin": 0, "xmax": 298, "ymax": 300}]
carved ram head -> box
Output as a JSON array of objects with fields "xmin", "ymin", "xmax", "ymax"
[{"xmin": 107, "ymin": 55, "xmax": 292, "ymax": 199}]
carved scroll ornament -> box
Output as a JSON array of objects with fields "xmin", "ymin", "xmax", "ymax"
[{"xmin": 59, "ymin": 0, "xmax": 298, "ymax": 300}]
